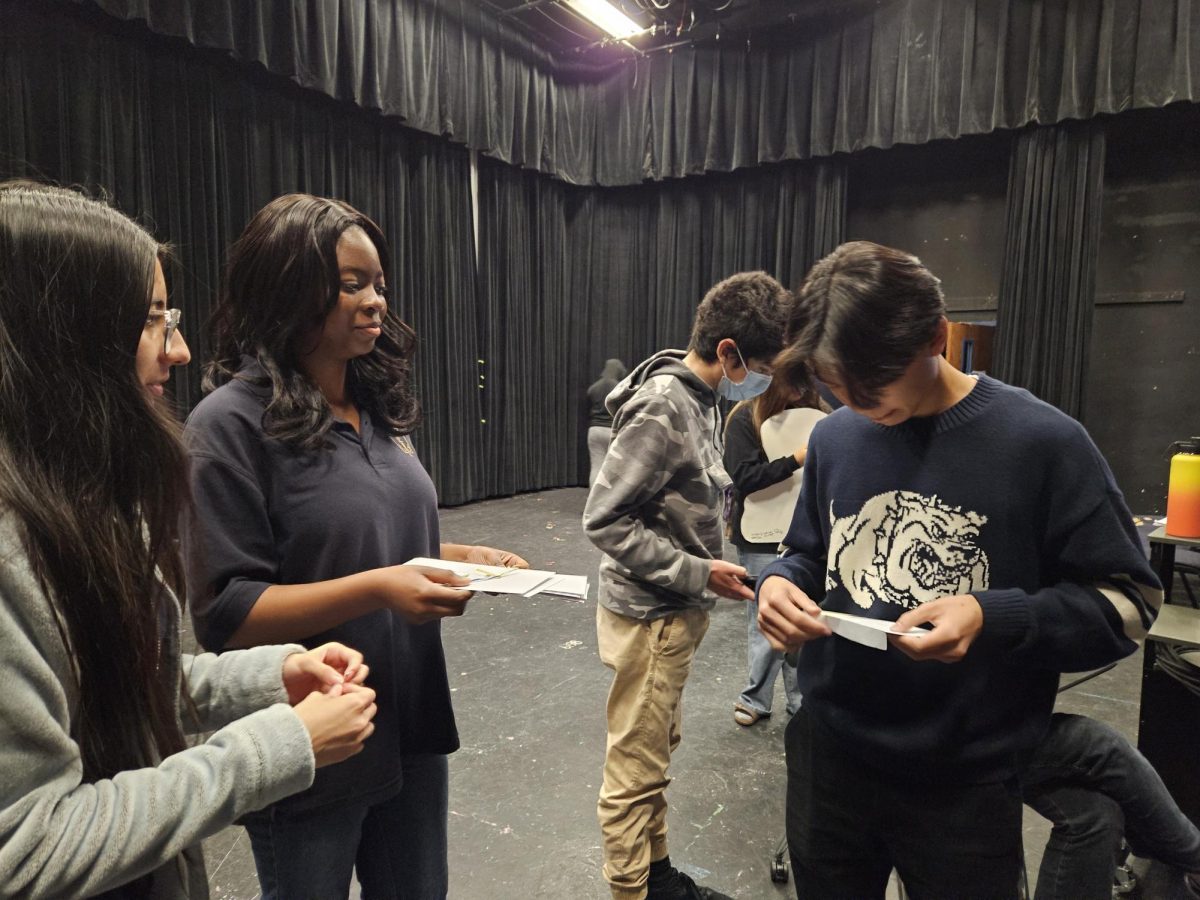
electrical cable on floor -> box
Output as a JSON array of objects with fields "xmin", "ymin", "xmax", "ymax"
[
  {"xmin": 1156, "ymin": 643, "xmax": 1200, "ymax": 697},
  {"xmin": 1058, "ymin": 663, "xmax": 1118, "ymax": 694}
]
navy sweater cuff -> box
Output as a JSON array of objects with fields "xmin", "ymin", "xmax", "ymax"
[
  {"xmin": 974, "ymin": 588, "xmax": 1031, "ymax": 649},
  {"xmin": 755, "ymin": 558, "xmax": 800, "ymax": 601}
]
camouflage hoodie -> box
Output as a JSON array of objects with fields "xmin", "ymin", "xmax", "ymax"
[{"xmin": 583, "ymin": 349, "xmax": 733, "ymax": 619}]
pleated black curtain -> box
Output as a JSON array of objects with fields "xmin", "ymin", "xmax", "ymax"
[
  {"xmin": 64, "ymin": 0, "xmax": 1200, "ymax": 186},
  {"xmin": 0, "ymin": 1, "xmax": 483, "ymax": 504},
  {"xmin": 7, "ymin": 0, "xmax": 1134, "ymax": 502},
  {"xmin": 475, "ymin": 157, "xmax": 847, "ymax": 496},
  {"xmin": 994, "ymin": 121, "xmax": 1107, "ymax": 419}
]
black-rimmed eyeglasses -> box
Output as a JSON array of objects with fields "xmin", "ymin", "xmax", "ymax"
[{"xmin": 146, "ymin": 308, "xmax": 182, "ymax": 355}]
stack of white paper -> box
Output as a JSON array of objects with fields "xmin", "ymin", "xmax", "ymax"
[{"xmin": 404, "ymin": 558, "xmax": 589, "ymax": 601}]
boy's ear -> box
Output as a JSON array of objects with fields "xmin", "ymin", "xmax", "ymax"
[
  {"xmin": 928, "ymin": 317, "xmax": 949, "ymax": 357},
  {"xmin": 715, "ymin": 337, "xmax": 741, "ymax": 369}
]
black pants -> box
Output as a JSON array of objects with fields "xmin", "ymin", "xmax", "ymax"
[{"xmin": 784, "ymin": 707, "xmax": 1023, "ymax": 900}]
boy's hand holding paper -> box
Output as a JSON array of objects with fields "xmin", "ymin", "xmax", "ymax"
[{"xmin": 887, "ymin": 593, "xmax": 983, "ymax": 662}]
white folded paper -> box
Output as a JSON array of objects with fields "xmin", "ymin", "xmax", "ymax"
[{"xmin": 818, "ymin": 610, "xmax": 929, "ymax": 651}]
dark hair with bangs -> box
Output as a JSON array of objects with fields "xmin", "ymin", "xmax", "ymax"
[
  {"xmin": 0, "ymin": 180, "xmax": 189, "ymax": 787},
  {"xmin": 205, "ymin": 193, "xmax": 419, "ymax": 451},
  {"xmin": 688, "ymin": 270, "xmax": 790, "ymax": 364},
  {"xmin": 783, "ymin": 241, "xmax": 945, "ymax": 408}
]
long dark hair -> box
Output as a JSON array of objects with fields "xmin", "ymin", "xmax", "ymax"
[
  {"xmin": 205, "ymin": 193, "xmax": 419, "ymax": 451},
  {"xmin": 0, "ymin": 181, "xmax": 188, "ymax": 781}
]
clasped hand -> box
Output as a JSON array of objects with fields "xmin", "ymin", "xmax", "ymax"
[
  {"xmin": 282, "ymin": 641, "xmax": 370, "ymax": 704},
  {"xmin": 284, "ymin": 642, "xmax": 378, "ymax": 768}
]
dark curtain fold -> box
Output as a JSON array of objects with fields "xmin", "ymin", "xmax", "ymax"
[
  {"xmin": 61, "ymin": 0, "xmax": 1200, "ymax": 186},
  {"xmin": 0, "ymin": 1, "xmax": 482, "ymax": 504},
  {"xmin": 475, "ymin": 157, "xmax": 848, "ymax": 495},
  {"xmin": 0, "ymin": 0, "xmax": 849, "ymax": 504},
  {"xmin": 994, "ymin": 121, "xmax": 1107, "ymax": 419}
]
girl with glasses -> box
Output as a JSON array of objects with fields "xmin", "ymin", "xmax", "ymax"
[{"xmin": 0, "ymin": 181, "xmax": 378, "ymax": 898}]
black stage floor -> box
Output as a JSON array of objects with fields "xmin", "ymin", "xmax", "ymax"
[{"xmin": 197, "ymin": 488, "xmax": 1192, "ymax": 899}]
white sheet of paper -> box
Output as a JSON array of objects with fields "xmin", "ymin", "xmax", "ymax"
[
  {"xmin": 534, "ymin": 574, "xmax": 590, "ymax": 600},
  {"xmin": 404, "ymin": 557, "xmax": 506, "ymax": 581},
  {"xmin": 741, "ymin": 407, "xmax": 827, "ymax": 544},
  {"xmin": 403, "ymin": 554, "xmax": 501, "ymax": 580},
  {"xmin": 819, "ymin": 610, "xmax": 929, "ymax": 651},
  {"xmin": 403, "ymin": 556, "xmax": 561, "ymax": 600}
]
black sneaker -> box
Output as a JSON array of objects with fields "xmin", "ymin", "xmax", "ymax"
[{"xmin": 646, "ymin": 858, "xmax": 733, "ymax": 900}]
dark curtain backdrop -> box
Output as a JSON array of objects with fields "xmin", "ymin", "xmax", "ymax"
[
  {"xmin": 62, "ymin": 0, "xmax": 1200, "ymax": 186},
  {"xmin": 0, "ymin": 0, "xmax": 484, "ymax": 505},
  {"xmin": 476, "ymin": 157, "xmax": 846, "ymax": 496},
  {"xmin": 994, "ymin": 121, "xmax": 1107, "ymax": 420},
  {"xmin": 1, "ymin": 0, "xmax": 845, "ymax": 503}
]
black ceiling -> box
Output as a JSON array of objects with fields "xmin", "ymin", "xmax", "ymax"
[{"xmin": 477, "ymin": 0, "xmax": 885, "ymax": 61}]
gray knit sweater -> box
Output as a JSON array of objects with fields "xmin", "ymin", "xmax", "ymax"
[{"xmin": 0, "ymin": 513, "xmax": 315, "ymax": 898}]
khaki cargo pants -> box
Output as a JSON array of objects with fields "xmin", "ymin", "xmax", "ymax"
[{"xmin": 596, "ymin": 604, "xmax": 710, "ymax": 900}]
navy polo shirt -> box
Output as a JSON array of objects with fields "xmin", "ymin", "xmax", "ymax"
[{"xmin": 184, "ymin": 363, "xmax": 456, "ymax": 814}]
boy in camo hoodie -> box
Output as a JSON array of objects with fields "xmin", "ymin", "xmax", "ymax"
[{"xmin": 583, "ymin": 271, "xmax": 790, "ymax": 900}]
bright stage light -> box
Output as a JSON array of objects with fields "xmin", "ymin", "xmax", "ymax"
[{"xmin": 561, "ymin": 0, "xmax": 644, "ymax": 39}]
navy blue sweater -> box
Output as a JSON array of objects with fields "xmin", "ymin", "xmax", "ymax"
[{"xmin": 759, "ymin": 375, "xmax": 1161, "ymax": 784}]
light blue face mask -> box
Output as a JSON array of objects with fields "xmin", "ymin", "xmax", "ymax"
[{"xmin": 718, "ymin": 344, "xmax": 772, "ymax": 401}]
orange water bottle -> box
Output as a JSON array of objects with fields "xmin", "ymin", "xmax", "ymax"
[{"xmin": 1166, "ymin": 438, "xmax": 1200, "ymax": 539}]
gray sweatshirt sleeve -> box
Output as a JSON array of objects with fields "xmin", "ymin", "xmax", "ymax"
[
  {"xmin": 0, "ymin": 568, "xmax": 315, "ymax": 898},
  {"xmin": 182, "ymin": 644, "xmax": 306, "ymax": 733},
  {"xmin": 583, "ymin": 390, "xmax": 713, "ymax": 598}
]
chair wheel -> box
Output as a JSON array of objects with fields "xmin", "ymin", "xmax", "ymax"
[{"xmin": 770, "ymin": 856, "xmax": 789, "ymax": 884}]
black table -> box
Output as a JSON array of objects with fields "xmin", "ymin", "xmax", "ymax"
[
  {"xmin": 1138, "ymin": 548, "xmax": 1200, "ymax": 826},
  {"xmin": 1147, "ymin": 526, "xmax": 1200, "ymax": 603}
]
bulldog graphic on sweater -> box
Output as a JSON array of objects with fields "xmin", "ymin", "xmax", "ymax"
[{"xmin": 827, "ymin": 491, "xmax": 991, "ymax": 610}]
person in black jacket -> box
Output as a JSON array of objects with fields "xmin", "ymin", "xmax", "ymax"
[
  {"xmin": 587, "ymin": 358, "xmax": 628, "ymax": 486},
  {"xmin": 723, "ymin": 350, "xmax": 829, "ymax": 727}
]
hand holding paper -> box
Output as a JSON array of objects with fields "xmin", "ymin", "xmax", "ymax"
[
  {"xmin": 708, "ymin": 558, "xmax": 754, "ymax": 600},
  {"xmin": 370, "ymin": 564, "xmax": 472, "ymax": 624},
  {"xmin": 405, "ymin": 558, "xmax": 590, "ymax": 601},
  {"xmin": 461, "ymin": 545, "xmax": 530, "ymax": 569},
  {"xmin": 756, "ymin": 575, "xmax": 832, "ymax": 652},
  {"xmin": 888, "ymin": 594, "xmax": 982, "ymax": 662}
]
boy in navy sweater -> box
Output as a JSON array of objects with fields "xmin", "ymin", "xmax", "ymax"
[{"xmin": 756, "ymin": 241, "xmax": 1162, "ymax": 898}]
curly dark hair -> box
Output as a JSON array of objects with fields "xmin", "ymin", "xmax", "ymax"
[
  {"xmin": 205, "ymin": 194, "xmax": 419, "ymax": 451},
  {"xmin": 688, "ymin": 270, "xmax": 790, "ymax": 364}
]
